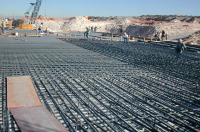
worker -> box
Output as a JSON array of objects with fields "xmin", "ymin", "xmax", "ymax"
[
  {"xmin": 165, "ymin": 33, "xmax": 169, "ymax": 40},
  {"xmin": 123, "ymin": 32, "xmax": 129, "ymax": 44},
  {"xmin": 155, "ymin": 30, "xmax": 158, "ymax": 41},
  {"xmin": 84, "ymin": 27, "xmax": 89, "ymax": 39},
  {"xmin": 175, "ymin": 39, "xmax": 186, "ymax": 53},
  {"xmin": 155, "ymin": 30, "xmax": 158, "ymax": 35},
  {"xmin": 38, "ymin": 22, "xmax": 43, "ymax": 34},
  {"xmin": 158, "ymin": 32, "xmax": 162, "ymax": 41},
  {"xmin": 155, "ymin": 34, "xmax": 158, "ymax": 41},
  {"xmin": 1, "ymin": 20, "xmax": 5, "ymax": 35},
  {"xmin": 88, "ymin": 26, "xmax": 91, "ymax": 33},
  {"xmin": 161, "ymin": 30, "xmax": 165, "ymax": 41},
  {"xmin": 45, "ymin": 28, "xmax": 49, "ymax": 33}
]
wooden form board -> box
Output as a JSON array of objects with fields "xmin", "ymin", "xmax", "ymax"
[
  {"xmin": 7, "ymin": 76, "xmax": 42, "ymax": 109},
  {"xmin": 7, "ymin": 76, "xmax": 68, "ymax": 132},
  {"xmin": 10, "ymin": 106, "xmax": 67, "ymax": 132}
]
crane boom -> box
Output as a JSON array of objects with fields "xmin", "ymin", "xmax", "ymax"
[
  {"xmin": 31, "ymin": 0, "xmax": 42, "ymax": 24},
  {"xmin": 24, "ymin": 3, "xmax": 35, "ymax": 24}
]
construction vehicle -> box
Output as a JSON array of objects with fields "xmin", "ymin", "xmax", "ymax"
[{"xmin": 20, "ymin": 0, "xmax": 42, "ymax": 30}]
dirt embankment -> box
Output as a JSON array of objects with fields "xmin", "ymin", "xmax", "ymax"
[{"xmin": 34, "ymin": 15, "xmax": 200, "ymax": 43}]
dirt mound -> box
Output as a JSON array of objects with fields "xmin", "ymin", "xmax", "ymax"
[
  {"xmin": 35, "ymin": 19, "xmax": 65, "ymax": 32},
  {"xmin": 170, "ymin": 19, "xmax": 181, "ymax": 23},
  {"xmin": 114, "ymin": 17, "xmax": 131, "ymax": 25},
  {"xmin": 34, "ymin": 15, "xmax": 200, "ymax": 41},
  {"xmin": 62, "ymin": 16, "xmax": 93, "ymax": 31},
  {"xmin": 122, "ymin": 21, "xmax": 200, "ymax": 40},
  {"xmin": 183, "ymin": 31, "xmax": 200, "ymax": 44},
  {"xmin": 186, "ymin": 17, "xmax": 200, "ymax": 23}
]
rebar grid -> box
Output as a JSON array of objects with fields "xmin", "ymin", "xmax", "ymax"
[{"xmin": 0, "ymin": 37, "xmax": 199, "ymax": 132}]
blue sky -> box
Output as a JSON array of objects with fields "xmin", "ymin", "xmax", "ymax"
[{"xmin": 0, "ymin": 0, "xmax": 200, "ymax": 19}]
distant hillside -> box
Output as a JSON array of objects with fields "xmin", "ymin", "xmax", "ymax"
[
  {"xmin": 137, "ymin": 15, "xmax": 200, "ymax": 23},
  {"xmin": 89, "ymin": 15, "xmax": 200, "ymax": 23}
]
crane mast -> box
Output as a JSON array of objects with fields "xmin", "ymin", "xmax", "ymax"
[{"xmin": 30, "ymin": 0, "xmax": 42, "ymax": 24}]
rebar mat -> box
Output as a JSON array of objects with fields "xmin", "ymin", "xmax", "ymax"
[{"xmin": 0, "ymin": 38, "xmax": 200, "ymax": 132}]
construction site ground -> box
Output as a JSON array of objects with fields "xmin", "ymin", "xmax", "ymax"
[{"xmin": 0, "ymin": 32, "xmax": 200, "ymax": 131}]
